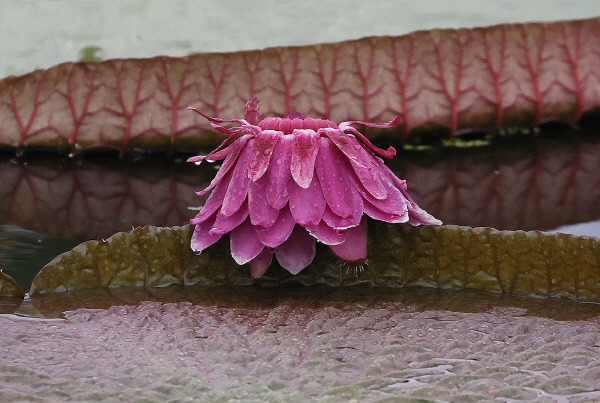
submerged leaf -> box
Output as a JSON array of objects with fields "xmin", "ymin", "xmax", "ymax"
[
  {"xmin": 30, "ymin": 223, "xmax": 600, "ymax": 302},
  {"xmin": 0, "ymin": 270, "xmax": 24, "ymax": 298}
]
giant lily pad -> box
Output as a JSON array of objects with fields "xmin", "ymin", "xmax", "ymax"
[
  {"xmin": 2, "ymin": 17, "xmax": 600, "ymax": 152},
  {"xmin": 30, "ymin": 223, "xmax": 600, "ymax": 302},
  {"xmin": 0, "ymin": 270, "xmax": 24, "ymax": 298}
]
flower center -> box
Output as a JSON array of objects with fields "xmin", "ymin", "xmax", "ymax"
[{"xmin": 258, "ymin": 110, "xmax": 338, "ymax": 134}]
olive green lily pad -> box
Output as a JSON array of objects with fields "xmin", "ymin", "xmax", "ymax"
[
  {"xmin": 1, "ymin": 270, "xmax": 24, "ymax": 298},
  {"xmin": 30, "ymin": 223, "xmax": 600, "ymax": 302}
]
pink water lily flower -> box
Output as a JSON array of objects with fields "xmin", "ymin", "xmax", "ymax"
[{"xmin": 188, "ymin": 98, "xmax": 441, "ymax": 277}]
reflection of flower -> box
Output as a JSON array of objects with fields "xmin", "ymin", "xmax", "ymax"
[{"xmin": 188, "ymin": 98, "xmax": 441, "ymax": 277}]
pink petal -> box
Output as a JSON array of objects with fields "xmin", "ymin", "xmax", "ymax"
[
  {"xmin": 244, "ymin": 97, "xmax": 261, "ymax": 125},
  {"xmin": 344, "ymin": 136, "xmax": 388, "ymax": 200},
  {"xmin": 315, "ymin": 138, "xmax": 358, "ymax": 219},
  {"xmin": 210, "ymin": 202, "xmax": 249, "ymax": 235},
  {"xmin": 191, "ymin": 213, "xmax": 222, "ymax": 253},
  {"xmin": 249, "ymin": 248, "xmax": 273, "ymax": 278},
  {"xmin": 248, "ymin": 174, "xmax": 280, "ymax": 228},
  {"xmin": 363, "ymin": 201, "xmax": 408, "ymax": 223},
  {"xmin": 347, "ymin": 165, "xmax": 407, "ymax": 216},
  {"xmin": 221, "ymin": 138, "xmax": 253, "ymax": 217},
  {"xmin": 338, "ymin": 116, "xmax": 402, "ymax": 159},
  {"xmin": 321, "ymin": 201, "xmax": 362, "ymax": 230},
  {"xmin": 319, "ymin": 128, "xmax": 363, "ymax": 167},
  {"xmin": 274, "ymin": 226, "xmax": 316, "ymax": 275},
  {"xmin": 290, "ymin": 129, "xmax": 320, "ymax": 188},
  {"xmin": 378, "ymin": 161, "xmax": 442, "ymax": 226},
  {"xmin": 248, "ymin": 130, "xmax": 280, "ymax": 182},
  {"xmin": 329, "ymin": 217, "xmax": 367, "ymax": 263},
  {"xmin": 190, "ymin": 169, "xmax": 233, "ymax": 225},
  {"xmin": 187, "ymin": 155, "xmax": 206, "ymax": 164},
  {"xmin": 289, "ymin": 174, "xmax": 326, "ymax": 226},
  {"xmin": 306, "ymin": 221, "xmax": 348, "ymax": 245},
  {"xmin": 259, "ymin": 117, "xmax": 278, "ymax": 130},
  {"xmin": 266, "ymin": 135, "xmax": 293, "ymax": 210},
  {"xmin": 197, "ymin": 135, "xmax": 249, "ymax": 196},
  {"xmin": 230, "ymin": 218, "xmax": 265, "ymax": 265},
  {"xmin": 406, "ymin": 201, "xmax": 442, "ymax": 225},
  {"xmin": 256, "ymin": 205, "xmax": 295, "ymax": 248}
]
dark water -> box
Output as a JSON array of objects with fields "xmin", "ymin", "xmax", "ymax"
[
  {"xmin": 3, "ymin": 127, "xmax": 600, "ymax": 402},
  {"xmin": 14, "ymin": 285, "xmax": 600, "ymax": 321},
  {"xmin": 2, "ymin": 125, "xmax": 600, "ymax": 294}
]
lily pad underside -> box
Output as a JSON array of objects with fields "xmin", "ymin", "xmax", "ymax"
[{"xmin": 30, "ymin": 223, "xmax": 600, "ymax": 302}]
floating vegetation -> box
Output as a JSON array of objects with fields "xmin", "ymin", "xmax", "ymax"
[
  {"xmin": 30, "ymin": 223, "xmax": 600, "ymax": 303},
  {"xmin": 0, "ymin": 270, "xmax": 23, "ymax": 298}
]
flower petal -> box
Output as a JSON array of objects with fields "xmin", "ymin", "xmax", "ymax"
[
  {"xmin": 338, "ymin": 116, "xmax": 402, "ymax": 159},
  {"xmin": 249, "ymin": 130, "xmax": 280, "ymax": 182},
  {"xmin": 190, "ymin": 213, "xmax": 222, "ymax": 253},
  {"xmin": 321, "ymin": 200, "xmax": 362, "ymax": 230},
  {"xmin": 190, "ymin": 170, "xmax": 233, "ymax": 225},
  {"xmin": 344, "ymin": 136, "xmax": 388, "ymax": 200},
  {"xmin": 249, "ymin": 248, "xmax": 273, "ymax": 278},
  {"xmin": 320, "ymin": 128, "xmax": 363, "ymax": 167},
  {"xmin": 221, "ymin": 137, "xmax": 253, "ymax": 217},
  {"xmin": 289, "ymin": 174, "xmax": 326, "ymax": 226},
  {"xmin": 315, "ymin": 138, "xmax": 358, "ymax": 218},
  {"xmin": 306, "ymin": 221, "xmax": 348, "ymax": 245},
  {"xmin": 347, "ymin": 165, "xmax": 407, "ymax": 216},
  {"xmin": 256, "ymin": 205, "xmax": 296, "ymax": 248},
  {"xmin": 290, "ymin": 129, "xmax": 320, "ymax": 188},
  {"xmin": 377, "ymin": 160, "xmax": 442, "ymax": 226},
  {"xmin": 274, "ymin": 226, "xmax": 316, "ymax": 274},
  {"xmin": 266, "ymin": 135, "xmax": 293, "ymax": 210},
  {"xmin": 329, "ymin": 217, "xmax": 367, "ymax": 263},
  {"xmin": 244, "ymin": 97, "xmax": 261, "ymax": 125},
  {"xmin": 230, "ymin": 218, "xmax": 265, "ymax": 265},
  {"xmin": 210, "ymin": 202, "xmax": 249, "ymax": 235},
  {"xmin": 248, "ymin": 174, "xmax": 280, "ymax": 228},
  {"xmin": 363, "ymin": 201, "xmax": 408, "ymax": 223},
  {"xmin": 196, "ymin": 135, "xmax": 249, "ymax": 196}
]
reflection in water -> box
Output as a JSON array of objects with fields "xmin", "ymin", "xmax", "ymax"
[
  {"xmin": 401, "ymin": 129, "xmax": 600, "ymax": 232},
  {"xmin": 0, "ymin": 155, "xmax": 212, "ymax": 240},
  {"xmin": 1, "ymin": 129, "xmax": 599, "ymax": 243},
  {"xmin": 1, "ymin": 127, "xmax": 600, "ymax": 297},
  {"xmin": 6, "ymin": 285, "xmax": 600, "ymax": 321}
]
